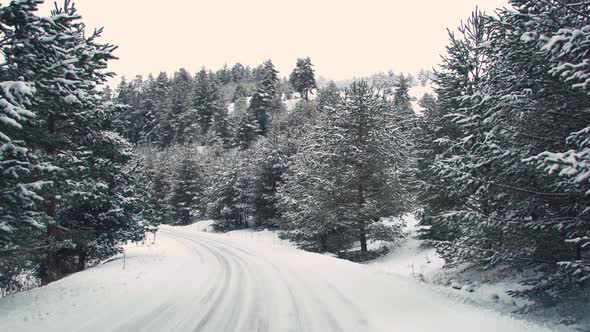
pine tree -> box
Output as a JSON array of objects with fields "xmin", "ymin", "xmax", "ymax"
[
  {"xmin": 0, "ymin": 0, "xmax": 52, "ymax": 289},
  {"xmin": 415, "ymin": 10, "xmax": 487, "ymax": 243},
  {"xmin": 200, "ymin": 69, "xmax": 231, "ymax": 147},
  {"xmin": 216, "ymin": 64, "xmax": 232, "ymax": 85},
  {"xmin": 232, "ymin": 84, "xmax": 248, "ymax": 114},
  {"xmin": 145, "ymin": 158, "xmax": 172, "ymax": 225},
  {"xmin": 393, "ymin": 74, "xmax": 414, "ymax": 116},
  {"xmin": 418, "ymin": 4, "xmax": 590, "ymax": 310},
  {"xmin": 289, "ymin": 57, "xmax": 317, "ymax": 100},
  {"xmin": 248, "ymin": 60, "xmax": 280, "ymax": 137},
  {"xmin": 168, "ymin": 148, "xmax": 204, "ymax": 225},
  {"xmin": 317, "ymin": 81, "xmax": 340, "ymax": 113},
  {"xmin": 208, "ymin": 105, "xmax": 232, "ymax": 148},
  {"xmin": 145, "ymin": 72, "xmax": 172, "ymax": 146},
  {"xmin": 0, "ymin": 0, "xmax": 148, "ymax": 285},
  {"xmin": 204, "ymin": 150, "xmax": 253, "ymax": 230},
  {"xmin": 280, "ymin": 81, "xmax": 413, "ymax": 253},
  {"xmin": 170, "ymin": 68, "xmax": 194, "ymax": 145},
  {"xmin": 234, "ymin": 110, "xmax": 260, "ymax": 150},
  {"xmin": 231, "ymin": 63, "xmax": 247, "ymax": 83},
  {"xmin": 250, "ymin": 135, "xmax": 295, "ymax": 226}
]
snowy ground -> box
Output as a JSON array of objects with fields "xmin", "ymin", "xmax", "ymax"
[
  {"xmin": 369, "ymin": 215, "xmax": 444, "ymax": 280},
  {"xmin": 0, "ymin": 220, "xmax": 566, "ymax": 332},
  {"xmin": 368, "ymin": 216, "xmax": 545, "ymax": 319}
]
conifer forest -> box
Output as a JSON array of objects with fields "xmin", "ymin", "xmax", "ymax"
[{"xmin": 0, "ymin": 1, "xmax": 589, "ymax": 331}]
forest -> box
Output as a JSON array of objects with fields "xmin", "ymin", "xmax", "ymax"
[{"xmin": 0, "ymin": 0, "xmax": 589, "ymax": 323}]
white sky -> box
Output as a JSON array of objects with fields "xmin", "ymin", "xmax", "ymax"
[{"xmin": 39, "ymin": 0, "xmax": 508, "ymax": 81}]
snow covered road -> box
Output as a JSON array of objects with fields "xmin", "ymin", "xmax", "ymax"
[{"xmin": 0, "ymin": 226, "xmax": 560, "ymax": 332}]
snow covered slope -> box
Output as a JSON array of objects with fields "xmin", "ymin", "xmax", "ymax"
[
  {"xmin": 368, "ymin": 215, "xmax": 542, "ymax": 320},
  {"xmin": 0, "ymin": 225, "xmax": 564, "ymax": 332},
  {"xmin": 410, "ymin": 82, "xmax": 434, "ymax": 115}
]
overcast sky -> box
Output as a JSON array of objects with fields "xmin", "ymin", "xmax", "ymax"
[{"xmin": 39, "ymin": 0, "xmax": 508, "ymax": 81}]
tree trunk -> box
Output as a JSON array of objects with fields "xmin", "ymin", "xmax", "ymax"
[
  {"xmin": 359, "ymin": 222, "xmax": 367, "ymax": 253},
  {"xmin": 319, "ymin": 233, "xmax": 328, "ymax": 252},
  {"xmin": 357, "ymin": 182, "xmax": 367, "ymax": 253},
  {"xmin": 40, "ymin": 197, "xmax": 58, "ymax": 285},
  {"xmin": 76, "ymin": 249, "xmax": 87, "ymax": 272}
]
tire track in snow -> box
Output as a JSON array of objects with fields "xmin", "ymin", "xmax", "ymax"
[
  {"xmin": 110, "ymin": 232, "xmax": 220, "ymax": 332},
  {"xmin": 201, "ymin": 234, "xmax": 371, "ymax": 332},
  {"xmin": 166, "ymin": 233, "xmax": 235, "ymax": 332},
  {"xmin": 194, "ymin": 235, "xmax": 311, "ymax": 332},
  {"xmin": 167, "ymin": 232, "xmax": 263, "ymax": 332}
]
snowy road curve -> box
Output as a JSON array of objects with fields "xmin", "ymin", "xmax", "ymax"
[{"xmin": 0, "ymin": 226, "xmax": 558, "ymax": 332}]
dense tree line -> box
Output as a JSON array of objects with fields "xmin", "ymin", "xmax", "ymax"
[
  {"xmin": 119, "ymin": 52, "xmax": 417, "ymax": 257},
  {"xmin": 134, "ymin": 77, "xmax": 415, "ymax": 258},
  {"xmin": 113, "ymin": 60, "xmax": 293, "ymax": 150},
  {"xmin": 416, "ymin": 1, "xmax": 590, "ymax": 312}
]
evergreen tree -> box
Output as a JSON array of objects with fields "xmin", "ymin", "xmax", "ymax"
[
  {"xmin": 280, "ymin": 81, "xmax": 413, "ymax": 253},
  {"xmin": 415, "ymin": 10, "xmax": 487, "ymax": 243},
  {"xmin": 234, "ymin": 110, "xmax": 259, "ymax": 150},
  {"xmin": 204, "ymin": 150, "xmax": 253, "ymax": 230},
  {"xmin": 250, "ymin": 135, "xmax": 295, "ymax": 226},
  {"xmin": 0, "ymin": 0, "xmax": 51, "ymax": 289},
  {"xmin": 0, "ymin": 0, "xmax": 148, "ymax": 286},
  {"xmin": 192, "ymin": 68, "xmax": 228, "ymax": 146},
  {"xmin": 168, "ymin": 148, "xmax": 204, "ymax": 225},
  {"xmin": 248, "ymin": 60, "xmax": 280, "ymax": 137},
  {"xmin": 170, "ymin": 68, "xmax": 194, "ymax": 145},
  {"xmin": 393, "ymin": 74, "xmax": 414, "ymax": 116},
  {"xmin": 418, "ymin": 4, "xmax": 590, "ymax": 310},
  {"xmin": 289, "ymin": 57, "xmax": 317, "ymax": 100},
  {"xmin": 231, "ymin": 63, "xmax": 247, "ymax": 83},
  {"xmin": 145, "ymin": 72, "xmax": 172, "ymax": 146},
  {"xmin": 317, "ymin": 81, "xmax": 340, "ymax": 113},
  {"xmin": 144, "ymin": 157, "xmax": 172, "ymax": 225},
  {"xmin": 216, "ymin": 64, "xmax": 232, "ymax": 85}
]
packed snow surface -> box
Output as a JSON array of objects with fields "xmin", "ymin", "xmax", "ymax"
[{"xmin": 0, "ymin": 224, "xmax": 561, "ymax": 332}]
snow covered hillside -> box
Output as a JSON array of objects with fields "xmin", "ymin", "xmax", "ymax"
[
  {"xmin": 0, "ymin": 224, "xmax": 565, "ymax": 332},
  {"xmin": 368, "ymin": 216, "xmax": 550, "ymax": 323},
  {"xmin": 409, "ymin": 82, "xmax": 434, "ymax": 114}
]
